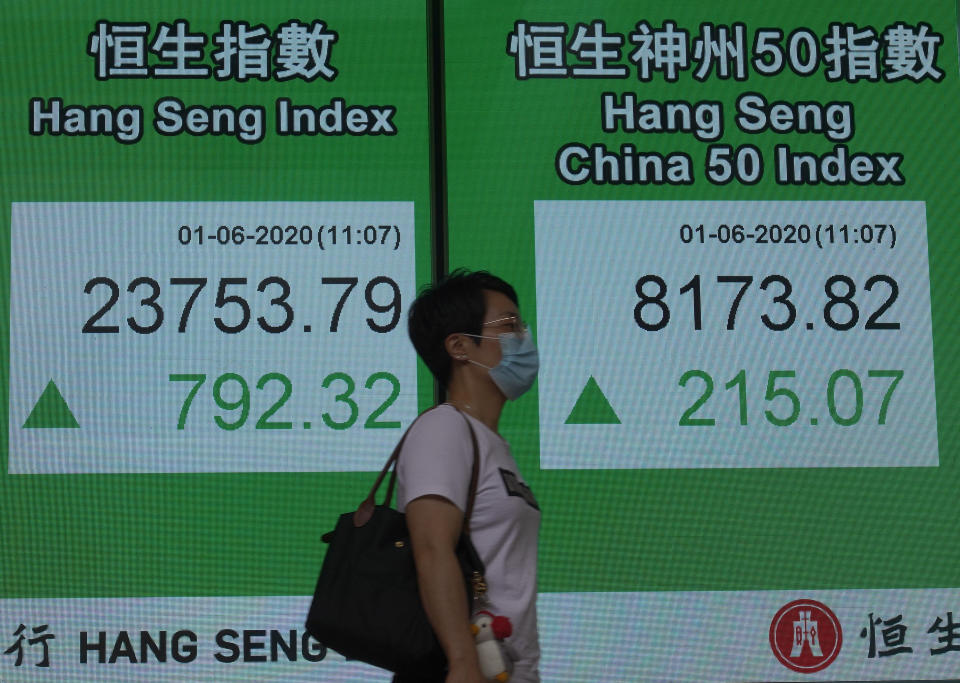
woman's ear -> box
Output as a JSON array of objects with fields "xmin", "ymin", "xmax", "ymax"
[{"xmin": 444, "ymin": 333, "xmax": 469, "ymax": 362}]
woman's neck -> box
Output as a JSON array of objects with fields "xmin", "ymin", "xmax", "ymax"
[{"xmin": 444, "ymin": 386, "xmax": 504, "ymax": 433}]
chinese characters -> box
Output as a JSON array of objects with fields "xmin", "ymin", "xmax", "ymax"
[
  {"xmin": 88, "ymin": 19, "xmax": 338, "ymax": 82},
  {"xmin": 507, "ymin": 20, "xmax": 944, "ymax": 83}
]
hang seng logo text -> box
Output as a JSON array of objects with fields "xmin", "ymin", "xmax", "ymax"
[{"xmin": 769, "ymin": 599, "xmax": 843, "ymax": 673}]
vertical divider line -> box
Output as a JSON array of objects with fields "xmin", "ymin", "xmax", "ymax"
[{"xmin": 426, "ymin": 0, "xmax": 449, "ymax": 403}]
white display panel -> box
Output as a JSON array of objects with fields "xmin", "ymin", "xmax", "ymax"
[
  {"xmin": 4, "ymin": 589, "xmax": 959, "ymax": 681},
  {"xmin": 9, "ymin": 202, "xmax": 416, "ymax": 473},
  {"xmin": 535, "ymin": 200, "xmax": 938, "ymax": 469}
]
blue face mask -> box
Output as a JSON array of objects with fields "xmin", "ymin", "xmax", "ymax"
[{"xmin": 462, "ymin": 329, "xmax": 539, "ymax": 400}]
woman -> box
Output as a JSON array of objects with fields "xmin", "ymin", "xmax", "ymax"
[{"xmin": 394, "ymin": 269, "xmax": 541, "ymax": 683}]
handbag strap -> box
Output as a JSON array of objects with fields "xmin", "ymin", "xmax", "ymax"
[{"xmin": 352, "ymin": 405, "xmax": 481, "ymax": 535}]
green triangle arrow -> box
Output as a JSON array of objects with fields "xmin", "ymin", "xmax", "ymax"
[
  {"xmin": 23, "ymin": 380, "xmax": 79, "ymax": 428},
  {"xmin": 564, "ymin": 376, "xmax": 621, "ymax": 424}
]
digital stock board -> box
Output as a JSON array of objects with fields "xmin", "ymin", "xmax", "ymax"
[
  {"xmin": 443, "ymin": 1, "xmax": 958, "ymax": 681},
  {"xmin": 1, "ymin": 2, "xmax": 434, "ymax": 681},
  {"xmin": 2, "ymin": 1, "xmax": 959, "ymax": 681}
]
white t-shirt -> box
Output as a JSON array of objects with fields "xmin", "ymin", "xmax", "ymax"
[{"xmin": 396, "ymin": 404, "xmax": 541, "ymax": 682}]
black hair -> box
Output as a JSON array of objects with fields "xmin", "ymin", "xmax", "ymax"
[{"xmin": 407, "ymin": 268, "xmax": 518, "ymax": 387}]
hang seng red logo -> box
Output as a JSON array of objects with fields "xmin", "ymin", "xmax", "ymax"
[{"xmin": 769, "ymin": 599, "xmax": 843, "ymax": 673}]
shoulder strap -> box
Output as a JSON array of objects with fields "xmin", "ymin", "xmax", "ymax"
[
  {"xmin": 459, "ymin": 412, "xmax": 481, "ymax": 535},
  {"xmin": 352, "ymin": 405, "xmax": 481, "ymax": 534}
]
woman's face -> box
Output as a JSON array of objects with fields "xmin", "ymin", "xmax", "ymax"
[{"xmin": 469, "ymin": 289, "xmax": 521, "ymax": 368}]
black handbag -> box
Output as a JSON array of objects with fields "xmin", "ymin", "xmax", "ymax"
[{"xmin": 305, "ymin": 407, "xmax": 487, "ymax": 676}]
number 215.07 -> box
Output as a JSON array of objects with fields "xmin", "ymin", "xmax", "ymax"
[{"xmin": 678, "ymin": 369, "xmax": 903, "ymax": 427}]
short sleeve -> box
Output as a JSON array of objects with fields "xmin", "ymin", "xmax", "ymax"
[{"xmin": 396, "ymin": 406, "xmax": 473, "ymax": 513}]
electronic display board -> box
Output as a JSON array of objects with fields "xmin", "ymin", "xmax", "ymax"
[
  {"xmin": 2, "ymin": 0, "xmax": 959, "ymax": 681},
  {"xmin": 1, "ymin": 2, "xmax": 433, "ymax": 680},
  {"xmin": 443, "ymin": 1, "xmax": 959, "ymax": 680}
]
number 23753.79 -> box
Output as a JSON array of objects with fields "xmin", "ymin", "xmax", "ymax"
[{"xmin": 82, "ymin": 275, "xmax": 401, "ymax": 335}]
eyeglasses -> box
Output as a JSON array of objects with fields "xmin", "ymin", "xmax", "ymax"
[{"xmin": 482, "ymin": 315, "xmax": 528, "ymax": 335}]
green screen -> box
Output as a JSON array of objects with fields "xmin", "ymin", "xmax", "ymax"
[{"xmin": 2, "ymin": 1, "xmax": 958, "ymax": 681}]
